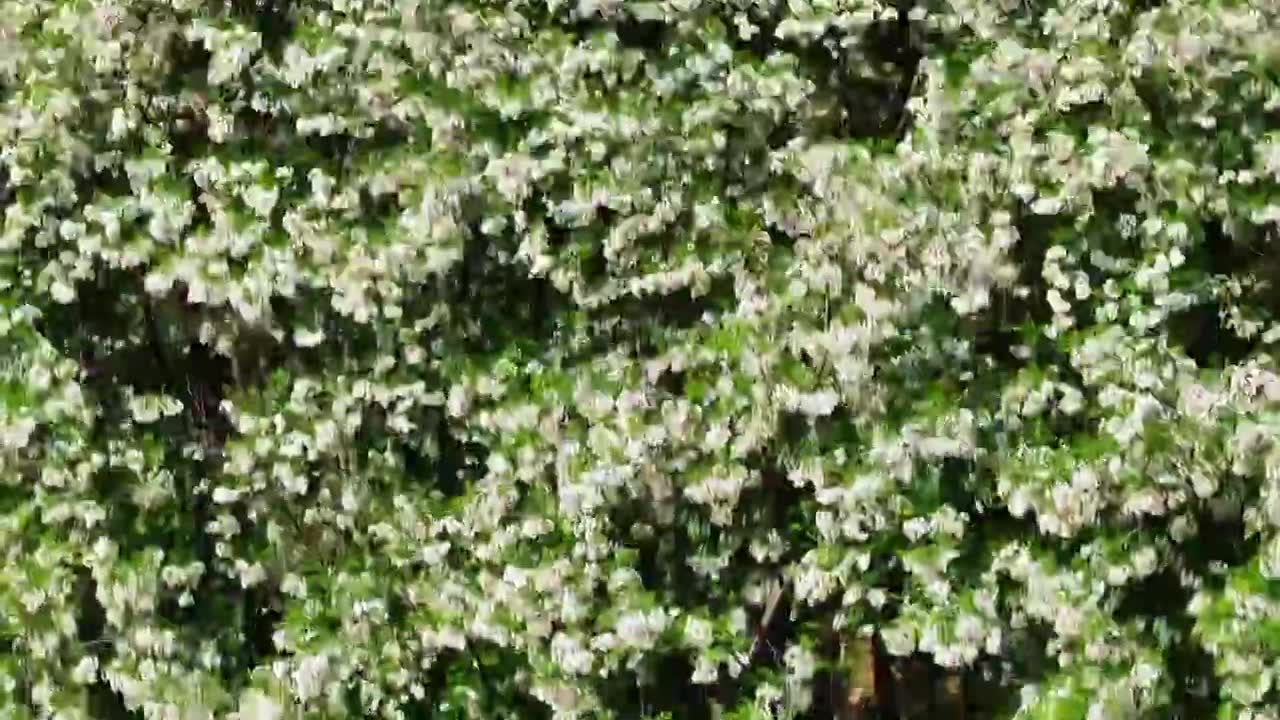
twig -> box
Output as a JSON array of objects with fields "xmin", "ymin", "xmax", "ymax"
[{"xmin": 749, "ymin": 579, "xmax": 786, "ymax": 659}]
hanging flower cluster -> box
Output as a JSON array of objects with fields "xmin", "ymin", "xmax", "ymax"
[{"xmin": 2, "ymin": 1, "xmax": 1280, "ymax": 719}]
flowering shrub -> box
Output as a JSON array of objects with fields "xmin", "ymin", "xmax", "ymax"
[{"xmin": 3, "ymin": 1, "xmax": 1280, "ymax": 719}]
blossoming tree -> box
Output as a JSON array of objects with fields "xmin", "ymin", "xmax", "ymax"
[{"xmin": 2, "ymin": 1, "xmax": 1280, "ymax": 719}]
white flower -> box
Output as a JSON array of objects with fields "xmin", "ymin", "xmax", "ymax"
[
  {"xmin": 616, "ymin": 609, "xmax": 668, "ymax": 650},
  {"xmin": 243, "ymin": 184, "xmax": 279, "ymax": 218},
  {"xmin": 903, "ymin": 517, "xmax": 931, "ymax": 541},
  {"xmin": 550, "ymin": 633, "xmax": 593, "ymax": 675},
  {"xmin": 293, "ymin": 653, "xmax": 330, "ymax": 701},
  {"xmin": 691, "ymin": 654, "xmax": 718, "ymax": 684},
  {"xmin": 1260, "ymin": 537, "xmax": 1280, "ymax": 580},
  {"xmin": 237, "ymin": 562, "xmax": 267, "ymax": 588},
  {"xmin": 683, "ymin": 617, "xmax": 713, "ymax": 649},
  {"xmin": 784, "ymin": 644, "xmax": 816, "ymax": 681},
  {"xmin": 50, "ymin": 280, "xmax": 76, "ymax": 304},
  {"xmin": 208, "ymin": 105, "xmax": 234, "ymax": 143},
  {"xmin": 238, "ymin": 690, "xmax": 282, "ymax": 720},
  {"xmin": 70, "ymin": 655, "xmax": 99, "ymax": 685},
  {"xmin": 0, "ymin": 418, "xmax": 37, "ymax": 450},
  {"xmin": 281, "ymin": 574, "xmax": 307, "ymax": 598},
  {"xmin": 1031, "ymin": 197, "xmax": 1062, "ymax": 215},
  {"xmin": 293, "ymin": 327, "xmax": 325, "ymax": 348},
  {"xmin": 128, "ymin": 393, "xmax": 183, "ymax": 424},
  {"xmin": 1131, "ymin": 547, "xmax": 1158, "ymax": 577},
  {"xmin": 1046, "ymin": 288, "xmax": 1071, "ymax": 314},
  {"xmin": 212, "ymin": 487, "xmax": 241, "ymax": 504},
  {"xmin": 881, "ymin": 624, "xmax": 916, "ymax": 656}
]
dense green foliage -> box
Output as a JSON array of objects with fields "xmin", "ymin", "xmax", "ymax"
[{"xmin": 3, "ymin": 1, "xmax": 1280, "ymax": 719}]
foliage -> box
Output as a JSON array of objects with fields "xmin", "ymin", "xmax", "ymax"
[{"xmin": 2, "ymin": 1, "xmax": 1280, "ymax": 719}]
